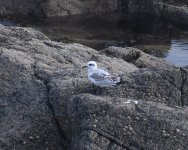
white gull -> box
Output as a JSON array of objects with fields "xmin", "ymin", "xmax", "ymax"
[{"xmin": 83, "ymin": 61, "xmax": 120, "ymax": 87}]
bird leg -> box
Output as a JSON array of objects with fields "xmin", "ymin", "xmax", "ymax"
[{"xmin": 92, "ymin": 84, "xmax": 102, "ymax": 95}]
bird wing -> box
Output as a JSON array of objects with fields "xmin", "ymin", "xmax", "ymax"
[{"xmin": 89, "ymin": 69, "xmax": 112, "ymax": 82}]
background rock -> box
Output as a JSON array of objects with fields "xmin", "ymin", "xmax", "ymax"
[
  {"xmin": 69, "ymin": 94, "xmax": 188, "ymax": 150},
  {"xmin": 0, "ymin": 0, "xmax": 188, "ymax": 25},
  {"xmin": 0, "ymin": 24, "xmax": 188, "ymax": 149}
]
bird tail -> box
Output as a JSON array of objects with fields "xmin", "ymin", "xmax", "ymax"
[{"xmin": 112, "ymin": 77, "xmax": 121, "ymax": 85}]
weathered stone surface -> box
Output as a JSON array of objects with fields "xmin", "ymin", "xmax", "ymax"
[
  {"xmin": 0, "ymin": 0, "xmax": 188, "ymax": 25},
  {"xmin": 0, "ymin": 24, "xmax": 137, "ymax": 149},
  {"xmin": 43, "ymin": 0, "xmax": 118, "ymax": 16},
  {"xmin": 0, "ymin": 0, "xmax": 45, "ymax": 17},
  {"xmin": 0, "ymin": 24, "xmax": 188, "ymax": 149},
  {"xmin": 159, "ymin": 2, "xmax": 188, "ymax": 25},
  {"xmin": 69, "ymin": 94, "xmax": 188, "ymax": 150},
  {"xmin": 0, "ymin": 0, "xmax": 118, "ymax": 17},
  {"xmin": 101, "ymin": 46, "xmax": 174, "ymax": 68},
  {"xmin": 0, "ymin": 25, "xmax": 66, "ymax": 150}
]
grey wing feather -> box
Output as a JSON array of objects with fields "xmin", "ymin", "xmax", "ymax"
[
  {"xmin": 96, "ymin": 69, "xmax": 110, "ymax": 76},
  {"xmin": 90, "ymin": 73, "xmax": 110, "ymax": 81}
]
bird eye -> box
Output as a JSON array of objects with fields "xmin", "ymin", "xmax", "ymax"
[{"xmin": 89, "ymin": 64, "xmax": 92, "ymax": 66}]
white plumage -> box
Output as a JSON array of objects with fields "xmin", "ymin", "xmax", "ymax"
[{"xmin": 83, "ymin": 61, "xmax": 120, "ymax": 87}]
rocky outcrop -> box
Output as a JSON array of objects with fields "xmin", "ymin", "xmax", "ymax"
[
  {"xmin": 0, "ymin": 0, "xmax": 188, "ymax": 25},
  {"xmin": 0, "ymin": 0, "xmax": 46, "ymax": 18},
  {"xmin": 0, "ymin": 24, "xmax": 188, "ymax": 149},
  {"xmin": 0, "ymin": 0, "xmax": 118, "ymax": 17},
  {"xmin": 69, "ymin": 94, "xmax": 188, "ymax": 150}
]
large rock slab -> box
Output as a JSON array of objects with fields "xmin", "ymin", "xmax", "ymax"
[
  {"xmin": 0, "ymin": 24, "xmax": 137, "ymax": 149},
  {"xmin": 0, "ymin": 24, "xmax": 188, "ymax": 149},
  {"xmin": 0, "ymin": 25, "xmax": 65, "ymax": 150},
  {"xmin": 0, "ymin": 0, "xmax": 118, "ymax": 17},
  {"xmin": 69, "ymin": 94, "xmax": 188, "ymax": 150}
]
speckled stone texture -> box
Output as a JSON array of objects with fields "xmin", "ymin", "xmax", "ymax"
[{"xmin": 0, "ymin": 24, "xmax": 188, "ymax": 149}]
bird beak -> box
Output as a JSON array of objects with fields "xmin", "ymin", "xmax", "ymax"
[{"xmin": 83, "ymin": 66, "xmax": 87, "ymax": 68}]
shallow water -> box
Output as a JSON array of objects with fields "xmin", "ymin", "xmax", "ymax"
[
  {"xmin": 0, "ymin": 18, "xmax": 20, "ymax": 26},
  {"xmin": 1, "ymin": 14, "xmax": 188, "ymax": 66},
  {"xmin": 166, "ymin": 40, "xmax": 188, "ymax": 66},
  {"xmin": 29, "ymin": 14, "xmax": 188, "ymax": 66}
]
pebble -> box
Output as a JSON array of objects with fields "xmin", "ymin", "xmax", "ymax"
[
  {"xmin": 124, "ymin": 126, "xmax": 128, "ymax": 129},
  {"xmin": 176, "ymin": 129, "xmax": 180, "ymax": 133},
  {"xmin": 29, "ymin": 136, "xmax": 34, "ymax": 139},
  {"xmin": 23, "ymin": 141, "xmax": 27, "ymax": 145},
  {"xmin": 129, "ymin": 127, "xmax": 133, "ymax": 131},
  {"xmin": 94, "ymin": 119, "xmax": 98, "ymax": 123},
  {"xmin": 45, "ymin": 141, "xmax": 49, "ymax": 144},
  {"xmin": 135, "ymin": 117, "xmax": 139, "ymax": 120}
]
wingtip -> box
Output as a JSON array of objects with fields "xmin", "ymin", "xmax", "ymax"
[
  {"xmin": 113, "ymin": 77, "xmax": 122, "ymax": 85},
  {"xmin": 117, "ymin": 77, "xmax": 123, "ymax": 85}
]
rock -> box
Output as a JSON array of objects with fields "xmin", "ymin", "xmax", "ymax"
[
  {"xmin": 43, "ymin": 0, "xmax": 118, "ymax": 16},
  {"xmin": 0, "ymin": 24, "xmax": 188, "ymax": 149},
  {"xmin": 160, "ymin": 2, "xmax": 188, "ymax": 25},
  {"xmin": 0, "ymin": 0, "xmax": 188, "ymax": 25},
  {"xmin": 69, "ymin": 94, "xmax": 188, "ymax": 150},
  {"xmin": 0, "ymin": 0, "xmax": 118, "ymax": 18},
  {"xmin": 184, "ymin": 66, "xmax": 188, "ymax": 70},
  {"xmin": 0, "ymin": 25, "xmax": 64, "ymax": 150},
  {"xmin": 121, "ymin": 0, "xmax": 188, "ymax": 25},
  {"xmin": 0, "ymin": 24, "xmax": 137, "ymax": 149},
  {"xmin": 101, "ymin": 46, "xmax": 174, "ymax": 68},
  {"xmin": 101, "ymin": 46, "xmax": 188, "ymax": 106},
  {"xmin": 0, "ymin": 0, "xmax": 46, "ymax": 18}
]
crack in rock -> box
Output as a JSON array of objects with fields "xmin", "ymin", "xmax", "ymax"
[
  {"xmin": 180, "ymin": 67, "xmax": 188, "ymax": 107},
  {"xmin": 32, "ymin": 62, "xmax": 69, "ymax": 149},
  {"xmin": 84, "ymin": 126, "xmax": 131, "ymax": 150}
]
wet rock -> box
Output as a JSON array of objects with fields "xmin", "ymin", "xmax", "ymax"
[
  {"xmin": 0, "ymin": 0, "xmax": 118, "ymax": 18},
  {"xmin": 0, "ymin": 0, "xmax": 188, "ymax": 25},
  {"xmin": 0, "ymin": 0, "xmax": 46, "ymax": 18},
  {"xmin": 101, "ymin": 46, "xmax": 173, "ymax": 68}
]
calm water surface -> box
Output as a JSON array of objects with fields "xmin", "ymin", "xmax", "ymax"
[
  {"xmin": 166, "ymin": 40, "xmax": 188, "ymax": 66},
  {"xmin": 1, "ymin": 14, "xmax": 188, "ymax": 66}
]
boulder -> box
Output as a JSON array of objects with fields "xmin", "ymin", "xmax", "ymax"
[
  {"xmin": 0, "ymin": 0, "xmax": 188, "ymax": 25},
  {"xmin": 0, "ymin": 0, "xmax": 118, "ymax": 17},
  {"xmin": 69, "ymin": 94, "xmax": 188, "ymax": 150},
  {"xmin": 0, "ymin": 24, "xmax": 188, "ymax": 149}
]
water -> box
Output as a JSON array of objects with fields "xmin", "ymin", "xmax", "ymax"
[
  {"xmin": 166, "ymin": 40, "xmax": 188, "ymax": 66},
  {"xmin": 0, "ymin": 18, "xmax": 20, "ymax": 26},
  {"xmin": 1, "ymin": 14, "xmax": 188, "ymax": 66}
]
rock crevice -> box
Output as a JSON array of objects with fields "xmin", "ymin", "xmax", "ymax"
[
  {"xmin": 32, "ymin": 61, "xmax": 69, "ymax": 149},
  {"xmin": 180, "ymin": 67, "xmax": 188, "ymax": 106}
]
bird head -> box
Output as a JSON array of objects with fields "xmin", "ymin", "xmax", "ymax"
[{"xmin": 83, "ymin": 61, "xmax": 97, "ymax": 70}]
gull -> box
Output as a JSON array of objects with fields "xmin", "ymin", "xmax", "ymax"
[{"xmin": 83, "ymin": 61, "xmax": 120, "ymax": 87}]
